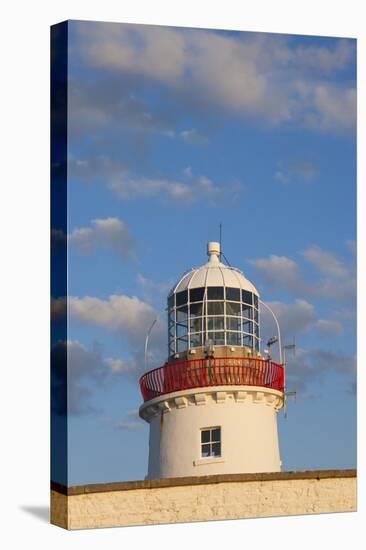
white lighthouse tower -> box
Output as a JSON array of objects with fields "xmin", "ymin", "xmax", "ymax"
[{"xmin": 139, "ymin": 242, "xmax": 284, "ymax": 479}]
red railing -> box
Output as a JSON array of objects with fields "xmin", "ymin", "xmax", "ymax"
[{"xmin": 139, "ymin": 357, "xmax": 284, "ymax": 402}]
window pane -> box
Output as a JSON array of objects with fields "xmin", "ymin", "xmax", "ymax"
[
  {"xmin": 210, "ymin": 331, "xmax": 225, "ymax": 345},
  {"xmin": 201, "ymin": 444, "xmax": 210, "ymax": 457},
  {"xmin": 168, "ymin": 295, "xmax": 174, "ymax": 308},
  {"xmin": 243, "ymin": 335, "xmax": 253, "ymax": 348},
  {"xmin": 254, "ymin": 337, "xmax": 259, "ymax": 351},
  {"xmin": 212, "ymin": 443, "xmax": 221, "ymax": 457},
  {"xmin": 254, "ymin": 323, "xmax": 259, "ymax": 337},
  {"xmin": 226, "ymin": 287, "xmax": 240, "ymax": 301},
  {"xmin": 212, "ymin": 428, "xmax": 221, "ymax": 442},
  {"xmin": 190, "ymin": 317, "xmax": 203, "ymax": 332},
  {"xmin": 201, "ymin": 430, "xmax": 210, "ymax": 443},
  {"xmin": 207, "ymin": 287, "xmax": 224, "ymax": 300},
  {"xmin": 227, "ymin": 317, "xmax": 241, "ymax": 331},
  {"xmin": 243, "ymin": 305, "xmax": 253, "ymax": 319},
  {"xmin": 190, "ymin": 287, "xmax": 205, "ymax": 302},
  {"xmin": 176, "ymin": 306, "xmax": 188, "ymax": 323},
  {"xmin": 190, "ymin": 333, "xmax": 202, "ymax": 347},
  {"xmin": 253, "ymin": 308, "xmax": 259, "ymax": 322},
  {"xmin": 242, "ymin": 290, "xmax": 253, "ymax": 305},
  {"xmin": 190, "ymin": 302, "xmax": 203, "ymax": 317},
  {"xmin": 177, "ymin": 338, "xmax": 188, "ymax": 352},
  {"xmin": 207, "ymin": 302, "xmax": 224, "ymax": 315},
  {"xmin": 176, "ymin": 290, "xmax": 188, "ymax": 307},
  {"xmin": 168, "ymin": 310, "xmax": 174, "ymax": 326},
  {"xmin": 177, "ymin": 324, "xmax": 187, "ymax": 337},
  {"xmin": 243, "ymin": 320, "xmax": 253, "ymax": 334},
  {"xmin": 226, "ymin": 302, "xmax": 241, "ymax": 316},
  {"xmin": 253, "ymin": 294, "xmax": 258, "ymax": 309},
  {"xmin": 227, "ymin": 332, "xmax": 241, "ymax": 345},
  {"xmin": 207, "ymin": 317, "xmax": 224, "ymax": 331}
]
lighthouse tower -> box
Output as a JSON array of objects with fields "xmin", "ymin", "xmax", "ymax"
[{"xmin": 139, "ymin": 242, "xmax": 284, "ymax": 479}]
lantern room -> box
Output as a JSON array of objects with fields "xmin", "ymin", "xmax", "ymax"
[{"xmin": 167, "ymin": 241, "xmax": 260, "ymax": 359}]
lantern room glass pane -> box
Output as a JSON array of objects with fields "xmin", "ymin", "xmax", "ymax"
[
  {"xmin": 207, "ymin": 302, "xmax": 224, "ymax": 315},
  {"xmin": 242, "ymin": 305, "xmax": 252, "ymax": 319},
  {"xmin": 227, "ymin": 332, "xmax": 241, "ymax": 345},
  {"xmin": 177, "ymin": 337, "xmax": 188, "ymax": 352},
  {"xmin": 253, "ymin": 308, "xmax": 259, "ymax": 322},
  {"xmin": 227, "ymin": 317, "xmax": 241, "ymax": 331},
  {"xmin": 190, "ymin": 303, "xmax": 203, "ymax": 317},
  {"xmin": 190, "ymin": 333, "xmax": 203, "ymax": 347},
  {"xmin": 242, "ymin": 290, "xmax": 253, "ymax": 305},
  {"xmin": 226, "ymin": 302, "xmax": 241, "ymax": 316},
  {"xmin": 253, "ymin": 294, "xmax": 259, "ymax": 309},
  {"xmin": 190, "ymin": 287, "xmax": 205, "ymax": 302},
  {"xmin": 209, "ymin": 331, "xmax": 225, "ymax": 345},
  {"xmin": 243, "ymin": 335, "xmax": 253, "ymax": 347},
  {"xmin": 176, "ymin": 290, "xmax": 188, "ymax": 307},
  {"xmin": 177, "ymin": 324, "xmax": 187, "ymax": 338},
  {"xmin": 226, "ymin": 287, "xmax": 240, "ymax": 301},
  {"xmin": 207, "ymin": 287, "xmax": 224, "ymax": 300},
  {"xmin": 243, "ymin": 320, "xmax": 253, "ymax": 334},
  {"xmin": 176, "ymin": 306, "xmax": 188, "ymax": 323},
  {"xmin": 207, "ymin": 317, "xmax": 224, "ymax": 331},
  {"xmin": 168, "ymin": 295, "xmax": 174, "ymax": 308},
  {"xmin": 190, "ymin": 317, "xmax": 204, "ymax": 332}
]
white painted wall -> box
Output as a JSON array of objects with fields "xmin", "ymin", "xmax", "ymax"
[{"xmin": 140, "ymin": 386, "xmax": 283, "ymax": 479}]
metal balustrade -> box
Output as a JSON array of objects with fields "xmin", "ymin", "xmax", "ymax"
[{"xmin": 139, "ymin": 357, "xmax": 284, "ymax": 402}]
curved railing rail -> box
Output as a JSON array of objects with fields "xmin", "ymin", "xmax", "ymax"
[{"xmin": 139, "ymin": 357, "xmax": 284, "ymax": 402}]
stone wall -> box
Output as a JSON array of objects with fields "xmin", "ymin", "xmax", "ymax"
[{"xmin": 51, "ymin": 469, "xmax": 356, "ymax": 530}]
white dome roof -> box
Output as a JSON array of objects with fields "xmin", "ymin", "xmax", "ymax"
[{"xmin": 169, "ymin": 242, "xmax": 259, "ymax": 296}]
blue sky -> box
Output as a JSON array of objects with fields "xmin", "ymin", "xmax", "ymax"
[{"xmin": 52, "ymin": 21, "xmax": 356, "ymax": 484}]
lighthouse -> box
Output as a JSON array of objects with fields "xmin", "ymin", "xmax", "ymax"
[{"xmin": 139, "ymin": 242, "xmax": 284, "ymax": 479}]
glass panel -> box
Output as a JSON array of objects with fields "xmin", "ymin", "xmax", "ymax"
[
  {"xmin": 169, "ymin": 325, "xmax": 175, "ymax": 338},
  {"xmin": 201, "ymin": 444, "xmax": 211, "ymax": 457},
  {"xmin": 190, "ymin": 333, "xmax": 202, "ymax": 347},
  {"xmin": 190, "ymin": 287, "xmax": 205, "ymax": 302},
  {"xmin": 207, "ymin": 317, "xmax": 224, "ymax": 331},
  {"xmin": 177, "ymin": 324, "xmax": 188, "ymax": 337},
  {"xmin": 242, "ymin": 305, "xmax": 252, "ymax": 319},
  {"xmin": 167, "ymin": 295, "xmax": 174, "ymax": 308},
  {"xmin": 243, "ymin": 320, "xmax": 253, "ymax": 334},
  {"xmin": 207, "ymin": 287, "xmax": 224, "ymax": 300},
  {"xmin": 243, "ymin": 335, "xmax": 253, "ymax": 348},
  {"xmin": 168, "ymin": 309, "xmax": 174, "ymax": 326},
  {"xmin": 176, "ymin": 290, "xmax": 188, "ymax": 307},
  {"xmin": 242, "ymin": 290, "xmax": 253, "ymax": 305},
  {"xmin": 254, "ymin": 337, "xmax": 259, "ymax": 351},
  {"xmin": 253, "ymin": 308, "xmax": 259, "ymax": 322},
  {"xmin": 209, "ymin": 331, "xmax": 225, "ymax": 345},
  {"xmin": 212, "ymin": 443, "xmax": 221, "ymax": 457},
  {"xmin": 227, "ymin": 332, "xmax": 241, "ymax": 345},
  {"xmin": 227, "ymin": 317, "xmax": 241, "ymax": 331},
  {"xmin": 190, "ymin": 302, "xmax": 203, "ymax": 317},
  {"xmin": 226, "ymin": 302, "xmax": 241, "ymax": 316},
  {"xmin": 254, "ymin": 323, "xmax": 259, "ymax": 337},
  {"xmin": 201, "ymin": 430, "xmax": 210, "ymax": 444},
  {"xmin": 253, "ymin": 294, "xmax": 258, "ymax": 309},
  {"xmin": 212, "ymin": 428, "xmax": 221, "ymax": 442},
  {"xmin": 207, "ymin": 302, "xmax": 224, "ymax": 315},
  {"xmin": 226, "ymin": 287, "xmax": 240, "ymax": 301},
  {"xmin": 190, "ymin": 317, "xmax": 203, "ymax": 332},
  {"xmin": 176, "ymin": 306, "xmax": 188, "ymax": 323},
  {"xmin": 177, "ymin": 338, "xmax": 188, "ymax": 352}
]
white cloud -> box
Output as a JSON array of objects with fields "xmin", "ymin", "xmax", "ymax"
[
  {"xmin": 274, "ymin": 160, "xmax": 318, "ymax": 184},
  {"xmin": 74, "ymin": 23, "xmax": 355, "ymax": 133},
  {"xmin": 69, "ymin": 217, "xmax": 135, "ymax": 259},
  {"xmin": 262, "ymin": 299, "xmax": 316, "ymax": 337},
  {"xmin": 251, "ymin": 245, "xmax": 356, "ymax": 302},
  {"xmin": 315, "ymin": 319, "xmax": 343, "ymax": 335},
  {"xmin": 180, "ymin": 128, "xmax": 208, "ymax": 144},
  {"xmin": 302, "ymin": 245, "xmax": 348, "ymax": 278}
]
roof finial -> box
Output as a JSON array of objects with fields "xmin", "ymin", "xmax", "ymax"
[{"xmin": 207, "ymin": 241, "xmax": 220, "ymax": 262}]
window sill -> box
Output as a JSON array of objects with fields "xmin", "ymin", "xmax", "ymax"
[{"xmin": 193, "ymin": 457, "xmax": 225, "ymax": 467}]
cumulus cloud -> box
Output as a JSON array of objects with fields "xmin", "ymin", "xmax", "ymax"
[
  {"xmin": 180, "ymin": 128, "xmax": 208, "ymax": 144},
  {"xmin": 51, "ymin": 340, "xmax": 108, "ymax": 416},
  {"xmin": 286, "ymin": 347, "xmax": 356, "ymax": 394},
  {"xmin": 274, "ymin": 160, "xmax": 318, "ymax": 184},
  {"xmin": 72, "ymin": 22, "xmax": 355, "ymax": 133},
  {"xmin": 302, "ymin": 245, "xmax": 348, "ymax": 278},
  {"xmin": 69, "ymin": 217, "xmax": 135, "ymax": 259},
  {"xmin": 114, "ymin": 410, "xmax": 145, "ymax": 431},
  {"xmin": 250, "ymin": 245, "xmax": 356, "ymax": 302},
  {"xmin": 69, "ymin": 155, "xmax": 229, "ymax": 203}
]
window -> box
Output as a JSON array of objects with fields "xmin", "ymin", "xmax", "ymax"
[
  {"xmin": 207, "ymin": 287, "xmax": 224, "ymax": 300},
  {"xmin": 227, "ymin": 332, "xmax": 241, "ymax": 345},
  {"xmin": 201, "ymin": 427, "xmax": 221, "ymax": 458},
  {"xmin": 207, "ymin": 317, "xmax": 224, "ymax": 331},
  {"xmin": 207, "ymin": 302, "xmax": 224, "ymax": 315},
  {"xmin": 242, "ymin": 290, "xmax": 253, "ymax": 305},
  {"xmin": 190, "ymin": 287, "xmax": 205, "ymax": 302},
  {"xmin": 176, "ymin": 290, "xmax": 188, "ymax": 307},
  {"xmin": 226, "ymin": 287, "xmax": 241, "ymax": 301},
  {"xmin": 226, "ymin": 302, "xmax": 241, "ymax": 316}
]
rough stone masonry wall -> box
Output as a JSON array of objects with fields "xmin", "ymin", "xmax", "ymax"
[{"xmin": 51, "ymin": 470, "xmax": 356, "ymax": 530}]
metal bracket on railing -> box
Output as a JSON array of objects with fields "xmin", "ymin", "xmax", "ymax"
[{"xmin": 144, "ymin": 308, "xmax": 167, "ymax": 373}]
